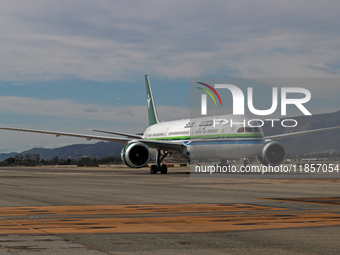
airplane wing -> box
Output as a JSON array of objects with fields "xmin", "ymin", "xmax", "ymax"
[
  {"xmin": 265, "ymin": 126, "xmax": 340, "ymax": 140},
  {"xmin": 0, "ymin": 127, "xmax": 186, "ymax": 151},
  {"xmin": 90, "ymin": 129, "xmax": 143, "ymax": 139}
]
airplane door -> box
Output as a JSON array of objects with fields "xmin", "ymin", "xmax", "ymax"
[{"xmin": 165, "ymin": 127, "xmax": 169, "ymax": 141}]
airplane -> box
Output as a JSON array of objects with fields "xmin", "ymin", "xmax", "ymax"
[{"xmin": 1, "ymin": 75, "xmax": 340, "ymax": 174}]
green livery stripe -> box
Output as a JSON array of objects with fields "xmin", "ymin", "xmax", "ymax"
[
  {"xmin": 226, "ymin": 133, "xmax": 263, "ymax": 138},
  {"xmin": 147, "ymin": 133, "xmax": 264, "ymax": 141}
]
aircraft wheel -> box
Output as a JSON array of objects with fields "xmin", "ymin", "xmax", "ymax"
[
  {"xmin": 160, "ymin": 164, "xmax": 168, "ymax": 174},
  {"xmin": 150, "ymin": 165, "xmax": 158, "ymax": 174}
]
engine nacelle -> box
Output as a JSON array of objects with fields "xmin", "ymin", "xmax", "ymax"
[
  {"xmin": 257, "ymin": 140, "xmax": 286, "ymax": 166},
  {"xmin": 121, "ymin": 141, "xmax": 150, "ymax": 168}
]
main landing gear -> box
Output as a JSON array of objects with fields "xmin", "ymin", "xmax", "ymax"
[{"xmin": 150, "ymin": 149, "xmax": 172, "ymax": 174}]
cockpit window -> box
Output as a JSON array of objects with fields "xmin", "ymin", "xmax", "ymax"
[
  {"xmin": 245, "ymin": 127, "xmax": 253, "ymax": 133},
  {"xmin": 237, "ymin": 127, "xmax": 245, "ymax": 133},
  {"xmin": 253, "ymin": 127, "xmax": 262, "ymax": 133}
]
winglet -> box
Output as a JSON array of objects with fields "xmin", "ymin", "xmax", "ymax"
[{"xmin": 145, "ymin": 75, "xmax": 159, "ymax": 126}]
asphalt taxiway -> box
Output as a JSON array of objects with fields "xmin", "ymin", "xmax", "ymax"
[{"xmin": 0, "ymin": 166, "xmax": 340, "ymax": 254}]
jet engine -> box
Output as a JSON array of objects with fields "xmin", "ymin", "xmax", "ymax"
[
  {"xmin": 257, "ymin": 140, "xmax": 286, "ymax": 166},
  {"xmin": 121, "ymin": 141, "xmax": 150, "ymax": 168}
]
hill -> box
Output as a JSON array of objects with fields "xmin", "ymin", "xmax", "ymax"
[
  {"xmin": 262, "ymin": 110, "xmax": 340, "ymax": 153},
  {"xmin": 0, "ymin": 142, "xmax": 124, "ymax": 161}
]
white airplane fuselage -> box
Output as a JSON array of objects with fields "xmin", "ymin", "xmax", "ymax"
[{"xmin": 143, "ymin": 114, "xmax": 264, "ymax": 160}]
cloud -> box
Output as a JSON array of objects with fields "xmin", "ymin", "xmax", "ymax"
[
  {"xmin": 0, "ymin": 96, "xmax": 189, "ymax": 123},
  {"xmin": 83, "ymin": 108, "xmax": 98, "ymax": 113},
  {"xmin": 0, "ymin": 0, "xmax": 340, "ymax": 153},
  {"xmin": 0, "ymin": 94, "xmax": 190, "ymax": 152},
  {"xmin": 306, "ymin": 65, "xmax": 340, "ymax": 75},
  {"xmin": 0, "ymin": 1, "xmax": 340, "ymax": 82}
]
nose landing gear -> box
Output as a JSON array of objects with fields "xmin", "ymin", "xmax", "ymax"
[{"xmin": 240, "ymin": 158, "xmax": 250, "ymax": 172}]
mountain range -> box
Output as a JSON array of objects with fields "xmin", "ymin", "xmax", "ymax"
[
  {"xmin": 0, "ymin": 142, "xmax": 124, "ymax": 161},
  {"xmin": 261, "ymin": 110, "xmax": 340, "ymax": 154}
]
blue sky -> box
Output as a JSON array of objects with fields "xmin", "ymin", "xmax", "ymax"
[{"xmin": 0, "ymin": 1, "xmax": 340, "ymax": 152}]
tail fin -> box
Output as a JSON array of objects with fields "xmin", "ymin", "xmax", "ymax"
[{"xmin": 145, "ymin": 75, "xmax": 159, "ymax": 126}]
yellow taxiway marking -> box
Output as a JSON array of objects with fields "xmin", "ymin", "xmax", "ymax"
[
  {"xmin": 240, "ymin": 179, "xmax": 340, "ymax": 184},
  {"xmin": 0, "ymin": 203, "xmax": 284, "ymax": 217},
  {"xmin": 261, "ymin": 196, "xmax": 340, "ymax": 206},
  {"xmin": 1, "ymin": 203, "xmax": 340, "ymax": 234}
]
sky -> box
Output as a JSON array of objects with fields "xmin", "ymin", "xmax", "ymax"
[{"xmin": 0, "ymin": 0, "xmax": 340, "ymax": 153}]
